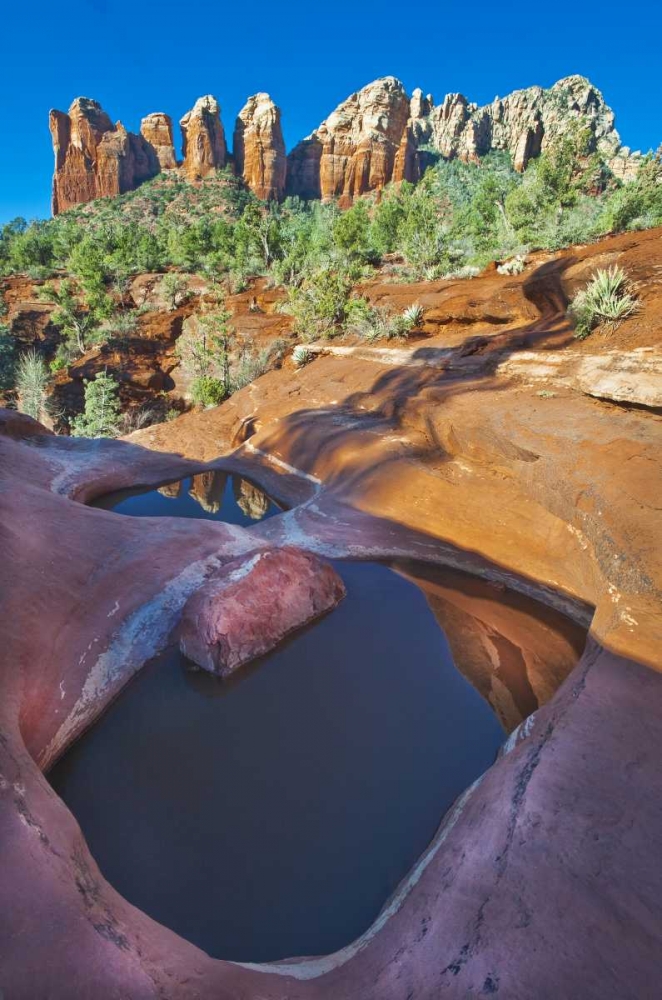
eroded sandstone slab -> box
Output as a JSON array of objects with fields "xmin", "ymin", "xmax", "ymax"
[{"xmin": 179, "ymin": 546, "xmax": 346, "ymax": 675}]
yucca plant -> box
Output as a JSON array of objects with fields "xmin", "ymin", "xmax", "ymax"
[
  {"xmin": 292, "ymin": 345, "xmax": 312, "ymax": 367},
  {"xmin": 570, "ymin": 266, "xmax": 638, "ymax": 339},
  {"xmin": 401, "ymin": 303, "xmax": 424, "ymax": 331},
  {"xmin": 348, "ymin": 306, "xmax": 402, "ymax": 342}
]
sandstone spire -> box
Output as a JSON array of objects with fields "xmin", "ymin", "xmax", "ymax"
[
  {"xmin": 180, "ymin": 96, "xmax": 226, "ymax": 180},
  {"xmin": 286, "ymin": 77, "xmax": 414, "ymax": 205},
  {"xmin": 140, "ymin": 113, "xmax": 177, "ymax": 170},
  {"xmin": 233, "ymin": 93, "xmax": 286, "ymax": 201}
]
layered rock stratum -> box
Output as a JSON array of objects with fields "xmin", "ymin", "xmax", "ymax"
[{"xmin": 50, "ymin": 74, "xmax": 641, "ymax": 213}]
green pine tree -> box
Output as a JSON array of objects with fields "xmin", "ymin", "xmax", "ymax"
[{"xmin": 71, "ymin": 370, "xmax": 122, "ymax": 438}]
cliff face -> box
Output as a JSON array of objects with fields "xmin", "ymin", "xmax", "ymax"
[
  {"xmin": 140, "ymin": 113, "xmax": 177, "ymax": 170},
  {"xmin": 234, "ymin": 94, "xmax": 286, "ymax": 201},
  {"xmin": 287, "ymin": 77, "xmax": 415, "ymax": 205},
  {"xmin": 50, "ymin": 76, "xmax": 635, "ymax": 214},
  {"xmin": 180, "ymin": 95, "xmax": 227, "ymax": 180},
  {"xmin": 287, "ymin": 74, "xmax": 628, "ymax": 201},
  {"xmin": 415, "ymin": 75, "xmax": 622, "ymax": 172},
  {"xmin": 49, "ymin": 98, "xmax": 161, "ymax": 214}
]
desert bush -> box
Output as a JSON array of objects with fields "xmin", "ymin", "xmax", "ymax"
[
  {"xmin": 40, "ymin": 280, "xmax": 102, "ymax": 357},
  {"xmin": 284, "ymin": 270, "xmax": 354, "ymax": 340},
  {"xmin": 191, "ymin": 375, "xmax": 226, "ymax": 407},
  {"xmin": 232, "ymin": 337, "xmax": 287, "ymax": 391},
  {"xmin": 497, "ymin": 255, "xmax": 526, "ymax": 276},
  {"xmin": 161, "ymin": 273, "xmax": 189, "ymax": 310},
  {"xmin": 347, "ymin": 302, "xmax": 411, "ymax": 342},
  {"xmin": 103, "ymin": 310, "xmax": 139, "ymax": 343},
  {"xmin": 569, "ymin": 266, "xmax": 638, "ymax": 339},
  {"xmin": 0, "ymin": 323, "xmax": 16, "ymax": 391}
]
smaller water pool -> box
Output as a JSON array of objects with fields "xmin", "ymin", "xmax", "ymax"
[{"xmin": 93, "ymin": 471, "xmax": 281, "ymax": 525}]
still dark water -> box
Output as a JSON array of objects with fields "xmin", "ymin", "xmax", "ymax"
[
  {"xmin": 51, "ymin": 478, "xmax": 504, "ymax": 963},
  {"xmin": 93, "ymin": 471, "xmax": 282, "ymax": 524}
]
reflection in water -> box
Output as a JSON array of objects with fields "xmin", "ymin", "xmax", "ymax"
[
  {"xmin": 189, "ymin": 471, "xmax": 227, "ymax": 514},
  {"xmin": 157, "ymin": 480, "xmax": 183, "ymax": 499},
  {"xmin": 396, "ymin": 560, "xmax": 587, "ymax": 733},
  {"xmin": 49, "ymin": 561, "xmax": 504, "ymax": 964},
  {"xmin": 94, "ymin": 472, "xmax": 280, "ymax": 525},
  {"xmin": 233, "ymin": 476, "xmax": 271, "ymax": 521}
]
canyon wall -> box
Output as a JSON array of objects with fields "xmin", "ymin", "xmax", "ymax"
[{"xmin": 50, "ymin": 75, "xmax": 637, "ymax": 213}]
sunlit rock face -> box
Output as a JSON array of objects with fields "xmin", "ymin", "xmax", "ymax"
[
  {"xmin": 286, "ymin": 77, "xmax": 415, "ymax": 205},
  {"xmin": 50, "ymin": 76, "xmax": 633, "ymax": 213},
  {"xmin": 49, "ymin": 98, "xmax": 160, "ymax": 213},
  {"xmin": 234, "ymin": 93, "xmax": 287, "ymax": 201},
  {"xmin": 140, "ymin": 112, "xmax": 177, "ymax": 170},
  {"xmin": 180, "ymin": 95, "xmax": 227, "ymax": 180}
]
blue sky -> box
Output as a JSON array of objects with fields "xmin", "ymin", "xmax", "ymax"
[{"xmin": 1, "ymin": 0, "xmax": 660, "ymax": 223}]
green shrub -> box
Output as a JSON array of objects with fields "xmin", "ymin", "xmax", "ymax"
[
  {"xmin": 569, "ymin": 266, "xmax": 638, "ymax": 339},
  {"xmin": 191, "ymin": 375, "xmax": 226, "ymax": 407},
  {"xmin": 497, "ymin": 255, "xmax": 526, "ymax": 276},
  {"xmin": 161, "ymin": 273, "xmax": 189, "ymax": 310},
  {"xmin": 0, "ymin": 323, "xmax": 16, "ymax": 391},
  {"xmin": 284, "ymin": 270, "xmax": 354, "ymax": 340},
  {"xmin": 346, "ymin": 302, "xmax": 410, "ymax": 342}
]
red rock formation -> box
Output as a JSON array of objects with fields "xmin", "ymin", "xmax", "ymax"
[
  {"xmin": 140, "ymin": 112, "xmax": 177, "ymax": 170},
  {"xmin": 287, "ymin": 74, "xmax": 630, "ymax": 200},
  {"xmin": 49, "ymin": 98, "xmax": 160, "ymax": 214},
  {"xmin": 49, "ymin": 76, "xmax": 635, "ymax": 214},
  {"xmin": 95, "ymin": 123, "xmax": 159, "ymax": 198},
  {"xmin": 287, "ymin": 77, "xmax": 416, "ymax": 204},
  {"xmin": 180, "ymin": 95, "xmax": 226, "ymax": 180},
  {"xmin": 415, "ymin": 75, "xmax": 622, "ymax": 173},
  {"xmin": 179, "ymin": 546, "xmax": 345, "ymax": 675},
  {"xmin": 234, "ymin": 93, "xmax": 286, "ymax": 201}
]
